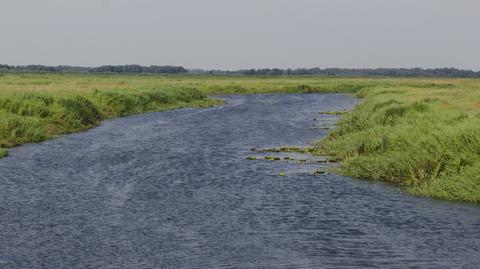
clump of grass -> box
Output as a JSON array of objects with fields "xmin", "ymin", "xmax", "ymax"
[
  {"xmin": 0, "ymin": 148, "xmax": 7, "ymax": 158},
  {"xmin": 0, "ymin": 111, "xmax": 46, "ymax": 147},
  {"xmin": 410, "ymin": 163, "xmax": 480, "ymax": 203}
]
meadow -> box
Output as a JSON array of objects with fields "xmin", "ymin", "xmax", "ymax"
[{"xmin": 1, "ymin": 73, "xmax": 480, "ymax": 203}]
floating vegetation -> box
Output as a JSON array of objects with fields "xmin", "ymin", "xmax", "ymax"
[
  {"xmin": 246, "ymin": 157, "xmax": 257, "ymax": 160},
  {"xmin": 252, "ymin": 146, "xmax": 314, "ymax": 153},
  {"xmin": 278, "ymin": 172, "xmax": 286, "ymax": 177},
  {"xmin": 264, "ymin": 156, "xmax": 281, "ymax": 161},
  {"xmin": 317, "ymin": 111, "xmax": 349, "ymax": 115},
  {"xmin": 310, "ymin": 125, "xmax": 332, "ymax": 131},
  {"xmin": 313, "ymin": 170, "xmax": 327, "ymax": 176}
]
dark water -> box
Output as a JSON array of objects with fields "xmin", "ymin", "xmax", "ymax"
[{"xmin": 1, "ymin": 94, "xmax": 480, "ymax": 269}]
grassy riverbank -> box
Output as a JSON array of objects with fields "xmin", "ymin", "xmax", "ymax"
[
  {"xmin": 317, "ymin": 78, "xmax": 480, "ymax": 203},
  {"xmin": 1, "ymin": 73, "xmax": 480, "ymax": 203},
  {"xmin": 0, "ymin": 73, "xmax": 380, "ymax": 154},
  {"xmin": 0, "ymin": 74, "xmax": 224, "ymax": 153}
]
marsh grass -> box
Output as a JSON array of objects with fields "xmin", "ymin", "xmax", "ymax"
[
  {"xmin": 0, "ymin": 78, "xmax": 217, "ymax": 153},
  {"xmin": 317, "ymin": 80, "xmax": 480, "ymax": 203}
]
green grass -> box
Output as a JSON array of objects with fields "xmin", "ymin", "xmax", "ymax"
[
  {"xmin": 317, "ymin": 79, "xmax": 480, "ymax": 203},
  {"xmin": 0, "ymin": 148, "xmax": 7, "ymax": 158},
  {"xmin": 0, "ymin": 90, "xmax": 220, "ymax": 148},
  {"xmin": 0, "ymin": 74, "xmax": 227, "ymax": 152},
  {"xmin": 2, "ymin": 73, "xmax": 480, "ymax": 204}
]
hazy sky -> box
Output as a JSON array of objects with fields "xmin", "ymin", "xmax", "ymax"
[{"xmin": 1, "ymin": 0, "xmax": 480, "ymax": 70}]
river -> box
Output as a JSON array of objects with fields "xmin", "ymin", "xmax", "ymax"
[{"xmin": 1, "ymin": 94, "xmax": 479, "ymax": 268}]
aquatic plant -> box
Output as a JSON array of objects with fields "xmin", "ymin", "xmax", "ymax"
[
  {"xmin": 256, "ymin": 146, "xmax": 314, "ymax": 153},
  {"xmin": 0, "ymin": 148, "xmax": 7, "ymax": 158}
]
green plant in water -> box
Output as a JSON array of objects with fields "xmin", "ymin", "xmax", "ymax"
[{"xmin": 0, "ymin": 148, "xmax": 7, "ymax": 158}]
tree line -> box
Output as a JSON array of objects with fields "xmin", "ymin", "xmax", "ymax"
[
  {"xmin": 1, "ymin": 64, "xmax": 480, "ymax": 78},
  {"xmin": 0, "ymin": 65, "xmax": 187, "ymax": 74},
  {"xmin": 199, "ymin": 67, "xmax": 480, "ymax": 78}
]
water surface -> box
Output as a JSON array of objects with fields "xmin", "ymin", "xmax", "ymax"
[{"xmin": 1, "ymin": 94, "xmax": 480, "ymax": 268}]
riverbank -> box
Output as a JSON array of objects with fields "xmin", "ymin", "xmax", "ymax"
[
  {"xmin": 316, "ymin": 79, "xmax": 480, "ymax": 203},
  {"xmin": 1, "ymin": 73, "xmax": 480, "ymax": 203},
  {"xmin": 0, "ymin": 73, "xmax": 376, "ymax": 156},
  {"xmin": 0, "ymin": 87, "xmax": 221, "ymax": 156}
]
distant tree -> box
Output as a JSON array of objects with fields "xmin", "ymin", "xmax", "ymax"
[{"xmin": 1, "ymin": 64, "xmax": 479, "ymax": 78}]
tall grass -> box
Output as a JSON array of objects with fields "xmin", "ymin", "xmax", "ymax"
[
  {"xmin": 0, "ymin": 84, "xmax": 215, "ymax": 154},
  {"xmin": 317, "ymin": 82, "xmax": 480, "ymax": 203}
]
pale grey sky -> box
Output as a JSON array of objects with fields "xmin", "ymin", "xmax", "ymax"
[{"xmin": 1, "ymin": 0, "xmax": 480, "ymax": 70}]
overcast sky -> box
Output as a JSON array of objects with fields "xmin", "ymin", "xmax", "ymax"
[{"xmin": 1, "ymin": 0, "xmax": 480, "ymax": 70}]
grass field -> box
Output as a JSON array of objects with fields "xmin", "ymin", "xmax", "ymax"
[{"xmin": 1, "ymin": 73, "xmax": 480, "ymax": 203}]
